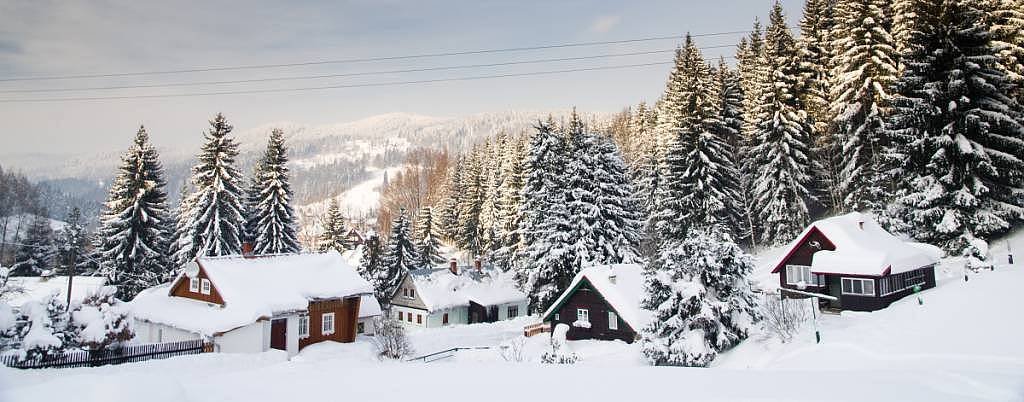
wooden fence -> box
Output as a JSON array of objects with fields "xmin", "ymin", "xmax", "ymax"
[
  {"xmin": 523, "ymin": 322, "xmax": 550, "ymax": 337},
  {"xmin": 0, "ymin": 339, "xmax": 212, "ymax": 369}
]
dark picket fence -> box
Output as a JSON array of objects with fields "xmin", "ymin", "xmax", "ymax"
[{"xmin": 0, "ymin": 339, "xmax": 212, "ymax": 369}]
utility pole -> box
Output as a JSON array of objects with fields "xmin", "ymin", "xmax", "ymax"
[
  {"xmin": 66, "ymin": 251, "xmax": 76, "ymax": 310},
  {"xmin": 1008, "ymin": 240, "xmax": 1014, "ymax": 265}
]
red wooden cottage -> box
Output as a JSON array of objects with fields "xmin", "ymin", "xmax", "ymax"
[
  {"xmin": 131, "ymin": 251, "xmax": 377, "ymax": 357},
  {"xmin": 539, "ymin": 264, "xmax": 649, "ymax": 343},
  {"xmin": 770, "ymin": 212, "xmax": 942, "ymax": 311}
]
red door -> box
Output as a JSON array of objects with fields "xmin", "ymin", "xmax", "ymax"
[{"xmin": 270, "ymin": 319, "xmax": 287, "ymax": 350}]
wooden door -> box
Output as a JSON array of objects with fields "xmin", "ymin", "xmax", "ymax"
[{"xmin": 270, "ymin": 319, "xmax": 287, "ymax": 350}]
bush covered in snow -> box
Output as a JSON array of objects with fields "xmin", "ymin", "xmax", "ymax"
[
  {"xmin": 69, "ymin": 286, "xmax": 134, "ymax": 351},
  {"xmin": 16, "ymin": 290, "xmax": 69, "ymax": 361},
  {"xmin": 0, "ymin": 266, "xmax": 25, "ymax": 300},
  {"xmin": 499, "ymin": 336, "xmax": 527, "ymax": 363},
  {"xmin": 540, "ymin": 324, "xmax": 578, "ymax": 364},
  {"xmin": 372, "ymin": 316, "xmax": 412, "ymax": 360},
  {"xmin": 759, "ymin": 294, "xmax": 810, "ymax": 343},
  {"xmin": 0, "ymin": 300, "xmax": 18, "ymax": 351}
]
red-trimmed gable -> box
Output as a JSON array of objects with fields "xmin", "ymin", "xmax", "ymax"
[
  {"xmin": 169, "ymin": 261, "xmax": 225, "ymax": 305},
  {"xmin": 770, "ymin": 226, "xmax": 837, "ymax": 273}
]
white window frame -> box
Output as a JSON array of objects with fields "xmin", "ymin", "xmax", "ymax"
[
  {"xmin": 608, "ymin": 311, "xmax": 618, "ymax": 330},
  {"xmin": 200, "ymin": 278, "xmax": 211, "ymax": 295},
  {"xmin": 785, "ymin": 265, "xmax": 822, "ymax": 286},
  {"xmin": 321, "ymin": 312, "xmax": 335, "ymax": 335},
  {"xmin": 577, "ymin": 308, "xmax": 589, "ymax": 323},
  {"xmin": 841, "ymin": 277, "xmax": 875, "ymax": 296},
  {"xmin": 298, "ymin": 315, "xmax": 309, "ymax": 338},
  {"xmin": 507, "ymin": 305, "xmax": 518, "ymax": 319},
  {"xmin": 189, "ymin": 277, "xmax": 200, "ymax": 292}
]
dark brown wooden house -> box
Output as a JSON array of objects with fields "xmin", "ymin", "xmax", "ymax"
[
  {"xmin": 771, "ymin": 213, "xmax": 942, "ymax": 312},
  {"xmin": 539, "ymin": 264, "xmax": 647, "ymax": 343},
  {"xmin": 132, "ymin": 251, "xmax": 377, "ymax": 357}
]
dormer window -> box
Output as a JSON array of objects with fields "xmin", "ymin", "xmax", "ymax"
[
  {"xmin": 201, "ymin": 278, "xmax": 211, "ymax": 295},
  {"xmin": 189, "ymin": 277, "xmax": 200, "ymax": 292}
]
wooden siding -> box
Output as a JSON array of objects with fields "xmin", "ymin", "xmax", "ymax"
[
  {"xmin": 549, "ymin": 279, "xmax": 636, "ymax": 343},
  {"xmin": 390, "ymin": 275, "xmax": 429, "ymax": 310},
  {"xmin": 837, "ymin": 266, "xmax": 936, "ymax": 312},
  {"xmin": 298, "ymin": 296, "xmax": 361, "ymax": 349},
  {"xmin": 168, "ymin": 265, "xmax": 225, "ymax": 305}
]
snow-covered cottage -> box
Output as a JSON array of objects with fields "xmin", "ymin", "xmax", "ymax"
[
  {"xmin": 389, "ymin": 260, "xmax": 528, "ymax": 328},
  {"xmin": 131, "ymin": 251, "xmax": 377, "ymax": 357},
  {"xmin": 770, "ymin": 212, "xmax": 942, "ymax": 312},
  {"xmin": 539, "ymin": 264, "xmax": 648, "ymax": 343}
]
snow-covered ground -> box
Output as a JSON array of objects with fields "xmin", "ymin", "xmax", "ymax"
[
  {"xmin": 3, "ymin": 276, "xmax": 107, "ymax": 307},
  {"xmin": 3, "ymin": 233, "xmax": 1024, "ymax": 401}
]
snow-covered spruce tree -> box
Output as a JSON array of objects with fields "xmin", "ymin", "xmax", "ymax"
[
  {"xmin": 830, "ymin": 0, "xmax": 900, "ymax": 213},
  {"xmin": 735, "ymin": 22, "xmax": 768, "ymax": 249},
  {"xmin": 317, "ymin": 198, "xmax": 349, "ymax": 253},
  {"xmin": 358, "ymin": 234, "xmax": 385, "ymax": 299},
  {"xmin": 17, "ymin": 291, "xmax": 69, "ymax": 361},
  {"xmin": 246, "ymin": 129, "xmax": 300, "ymax": 255},
  {"xmin": 478, "ymin": 136, "xmax": 505, "ymax": 255},
  {"xmin": 674, "ymin": 43, "xmax": 742, "ymax": 237},
  {"xmin": 377, "ymin": 209, "xmax": 418, "ymax": 303},
  {"xmin": 12, "ymin": 214, "xmax": 56, "ymax": 276},
  {"xmin": 639, "ymin": 228, "xmax": 758, "ymax": 367},
  {"xmin": 894, "ymin": 0, "xmax": 1024, "ymax": 262},
  {"xmin": 415, "ymin": 207, "xmax": 445, "ymax": 268},
  {"xmin": 55, "ymin": 207, "xmax": 90, "ymax": 276},
  {"xmin": 654, "ymin": 47, "xmax": 689, "ymax": 170},
  {"xmin": 590, "ymin": 133, "xmax": 644, "ymax": 265},
  {"xmin": 515, "ymin": 119, "xmax": 578, "ymax": 311},
  {"xmin": 987, "ymin": 0, "xmax": 1024, "ymax": 105},
  {"xmin": 563, "ymin": 111, "xmax": 602, "ymax": 266},
  {"xmin": 173, "ymin": 113, "xmax": 246, "ymax": 265},
  {"xmin": 714, "ymin": 59, "xmax": 758, "ymax": 249},
  {"xmin": 455, "ymin": 145, "xmax": 485, "ymax": 255},
  {"xmin": 798, "ymin": 0, "xmax": 844, "ymax": 212},
  {"xmin": 436, "ymin": 157, "xmax": 464, "ymax": 242},
  {"xmin": 95, "ymin": 126, "xmax": 173, "ymax": 300},
  {"xmin": 629, "ymin": 102, "xmax": 662, "ymax": 257},
  {"xmin": 492, "ymin": 133, "xmax": 528, "ymax": 272},
  {"xmin": 69, "ymin": 286, "xmax": 133, "ymax": 351},
  {"xmin": 749, "ymin": 2, "xmax": 816, "ymax": 246}
]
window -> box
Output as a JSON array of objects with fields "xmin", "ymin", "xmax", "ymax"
[
  {"xmin": 841, "ymin": 278, "xmax": 875, "ymax": 296},
  {"xmin": 417, "ymin": 314, "xmax": 422, "ymax": 324},
  {"xmin": 442, "ymin": 313, "xmax": 449, "ymax": 325},
  {"xmin": 507, "ymin": 305, "xmax": 519, "ymax": 319},
  {"xmin": 357, "ymin": 322, "xmax": 365, "ymax": 334},
  {"xmin": 407, "ymin": 313, "xmax": 413, "ymax": 322},
  {"xmin": 321, "ymin": 312, "xmax": 335, "ymax": 335},
  {"xmin": 398, "ymin": 311, "xmax": 404, "ymax": 321},
  {"xmin": 408, "ymin": 289, "xmax": 415, "ymax": 299},
  {"xmin": 189, "ymin": 277, "xmax": 199, "ymax": 292},
  {"xmin": 200, "ymin": 279, "xmax": 211, "ymax": 295},
  {"xmin": 608, "ymin": 311, "xmax": 618, "ymax": 330},
  {"xmin": 577, "ymin": 308, "xmax": 589, "ymax": 323},
  {"xmin": 554, "ymin": 313, "xmax": 560, "ymax": 321},
  {"xmin": 879, "ymin": 269, "xmax": 928, "ymax": 296},
  {"xmin": 785, "ymin": 265, "xmax": 823, "ymax": 286},
  {"xmin": 298, "ymin": 315, "xmax": 309, "ymax": 338}
]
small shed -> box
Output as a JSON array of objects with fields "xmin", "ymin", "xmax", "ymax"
[
  {"xmin": 389, "ymin": 260, "xmax": 528, "ymax": 328},
  {"xmin": 769, "ymin": 212, "xmax": 943, "ymax": 311}
]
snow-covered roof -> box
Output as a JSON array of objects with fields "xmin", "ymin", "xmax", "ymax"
[
  {"xmin": 131, "ymin": 251, "xmax": 373, "ymax": 336},
  {"xmin": 3, "ymin": 276, "xmax": 107, "ymax": 307},
  {"xmin": 771, "ymin": 212, "xmax": 943, "ymax": 276},
  {"xmin": 359, "ymin": 294, "xmax": 382, "ymax": 318},
  {"xmin": 406, "ymin": 267, "xmax": 527, "ymax": 312},
  {"xmin": 541, "ymin": 264, "xmax": 650, "ymax": 331}
]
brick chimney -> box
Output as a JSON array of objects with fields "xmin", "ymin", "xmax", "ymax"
[
  {"xmin": 608, "ymin": 266, "xmax": 617, "ymax": 284},
  {"xmin": 449, "ymin": 258, "xmax": 458, "ymax": 275},
  {"xmin": 242, "ymin": 242, "xmax": 255, "ymax": 258}
]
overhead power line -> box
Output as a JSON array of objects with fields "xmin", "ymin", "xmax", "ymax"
[
  {"xmin": 0, "ymin": 30, "xmax": 751, "ymax": 82},
  {"xmin": 0, "ymin": 61, "xmax": 678, "ymax": 103}
]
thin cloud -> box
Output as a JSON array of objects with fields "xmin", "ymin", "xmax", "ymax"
[{"xmin": 589, "ymin": 15, "xmax": 621, "ymax": 33}]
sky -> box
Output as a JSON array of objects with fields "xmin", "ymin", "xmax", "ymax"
[{"xmin": 0, "ymin": 0, "xmax": 803, "ymax": 155}]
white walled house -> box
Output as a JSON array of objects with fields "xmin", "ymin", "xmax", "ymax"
[
  {"xmin": 390, "ymin": 260, "xmax": 528, "ymax": 328},
  {"xmin": 131, "ymin": 251, "xmax": 374, "ymax": 357}
]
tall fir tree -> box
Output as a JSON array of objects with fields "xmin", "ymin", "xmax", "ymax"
[
  {"xmin": 55, "ymin": 207, "xmax": 89, "ymax": 276},
  {"xmin": 455, "ymin": 146, "xmax": 484, "ymax": 255},
  {"xmin": 639, "ymin": 228, "xmax": 758, "ymax": 367},
  {"xmin": 246, "ymin": 129, "xmax": 300, "ymax": 255},
  {"xmin": 492, "ymin": 134, "xmax": 527, "ymax": 272},
  {"xmin": 377, "ymin": 209, "xmax": 419, "ymax": 303},
  {"xmin": 749, "ymin": 2, "xmax": 816, "ymax": 246},
  {"xmin": 415, "ymin": 206, "xmax": 445, "ymax": 268},
  {"xmin": 317, "ymin": 198, "xmax": 349, "ymax": 253},
  {"xmin": 95, "ymin": 126, "xmax": 173, "ymax": 299},
  {"xmin": 830, "ymin": 0, "xmax": 900, "ymax": 213},
  {"xmin": 358, "ymin": 234, "xmax": 385, "ymax": 302},
  {"xmin": 590, "ymin": 133, "xmax": 644, "ymax": 264},
  {"xmin": 894, "ymin": 0, "xmax": 1024, "ymax": 262},
  {"xmin": 12, "ymin": 214, "xmax": 55, "ymax": 276},
  {"xmin": 174, "ymin": 113, "xmax": 246, "ymax": 264}
]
